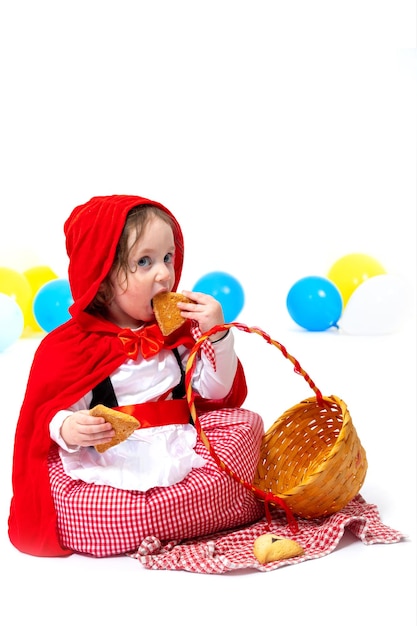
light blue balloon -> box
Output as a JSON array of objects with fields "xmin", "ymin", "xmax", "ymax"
[
  {"xmin": 286, "ymin": 276, "xmax": 343, "ymax": 331},
  {"xmin": 192, "ymin": 271, "xmax": 245, "ymax": 323},
  {"xmin": 0, "ymin": 293, "xmax": 24, "ymax": 351},
  {"xmin": 33, "ymin": 278, "xmax": 73, "ymax": 332}
]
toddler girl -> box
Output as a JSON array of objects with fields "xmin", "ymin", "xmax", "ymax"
[{"xmin": 9, "ymin": 195, "xmax": 264, "ymax": 557}]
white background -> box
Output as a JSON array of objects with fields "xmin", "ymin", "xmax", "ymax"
[{"xmin": 0, "ymin": 2, "xmax": 416, "ymax": 625}]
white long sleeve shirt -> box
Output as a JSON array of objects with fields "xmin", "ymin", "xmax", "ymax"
[{"xmin": 49, "ymin": 331, "xmax": 237, "ymax": 491}]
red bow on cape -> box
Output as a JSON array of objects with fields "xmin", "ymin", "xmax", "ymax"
[
  {"xmin": 76, "ymin": 312, "xmax": 195, "ymax": 361},
  {"xmin": 118, "ymin": 323, "xmax": 193, "ymax": 360}
]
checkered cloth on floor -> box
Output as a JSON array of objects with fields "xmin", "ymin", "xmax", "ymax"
[{"xmin": 130, "ymin": 494, "xmax": 405, "ymax": 573}]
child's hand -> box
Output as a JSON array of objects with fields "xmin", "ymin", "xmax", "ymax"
[
  {"xmin": 60, "ymin": 410, "xmax": 115, "ymax": 448},
  {"xmin": 178, "ymin": 290, "xmax": 228, "ymax": 342}
]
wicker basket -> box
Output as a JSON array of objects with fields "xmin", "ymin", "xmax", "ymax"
[
  {"xmin": 185, "ymin": 322, "xmax": 367, "ymax": 521},
  {"xmin": 254, "ymin": 393, "xmax": 367, "ymax": 518}
]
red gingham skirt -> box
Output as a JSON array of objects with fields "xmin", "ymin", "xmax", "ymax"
[{"xmin": 49, "ymin": 408, "xmax": 265, "ymax": 557}]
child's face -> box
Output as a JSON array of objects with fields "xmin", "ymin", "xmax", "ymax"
[{"xmin": 108, "ymin": 215, "xmax": 176, "ymax": 327}]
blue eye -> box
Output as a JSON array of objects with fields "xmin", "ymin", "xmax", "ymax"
[
  {"xmin": 164, "ymin": 252, "xmax": 174, "ymax": 264},
  {"xmin": 137, "ymin": 256, "xmax": 151, "ymax": 267}
]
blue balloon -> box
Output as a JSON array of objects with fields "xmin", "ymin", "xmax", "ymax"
[
  {"xmin": 33, "ymin": 278, "xmax": 73, "ymax": 332},
  {"xmin": 286, "ymin": 276, "xmax": 343, "ymax": 331},
  {"xmin": 0, "ymin": 293, "xmax": 24, "ymax": 351},
  {"xmin": 192, "ymin": 271, "xmax": 244, "ymax": 323}
]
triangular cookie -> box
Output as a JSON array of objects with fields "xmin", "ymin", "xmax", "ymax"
[
  {"xmin": 152, "ymin": 291, "xmax": 192, "ymax": 336},
  {"xmin": 90, "ymin": 404, "xmax": 140, "ymax": 453}
]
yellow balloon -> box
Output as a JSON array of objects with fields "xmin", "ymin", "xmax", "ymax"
[
  {"xmin": 0, "ymin": 266, "xmax": 31, "ymax": 316},
  {"xmin": 22, "ymin": 265, "xmax": 59, "ymax": 333},
  {"xmin": 327, "ymin": 253, "xmax": 386, "ymax": 307}
]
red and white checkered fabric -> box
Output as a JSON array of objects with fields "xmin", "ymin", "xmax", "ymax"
[
  {"xmin": 131, "ymin": 494, "xmax": 405, "ymax": 573},
  {"xmin": 189, "ymin": 320, "xmax": 216, "ymax": 368},
  {"xmin": 49, "ymin": 408, "xmax": 265, "ymax": 557}
]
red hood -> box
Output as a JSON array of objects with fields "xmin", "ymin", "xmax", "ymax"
[{"xmin": 65, "ymin": 195, "xmax": 184, "ymax": 317}]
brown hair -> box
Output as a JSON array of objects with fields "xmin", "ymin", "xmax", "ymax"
[{"xmin": 86, "ymin": 205, "xmax": 178, "ymax": 316}]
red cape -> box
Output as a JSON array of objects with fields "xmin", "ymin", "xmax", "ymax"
[{"xmin": 8, "ymin": 196, "xmax": 247, "ymax": 556}]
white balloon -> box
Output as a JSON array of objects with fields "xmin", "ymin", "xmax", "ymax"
[
  {"xmin": 0, "ymin": 293, "xmax": 24, "ymax": 351},
  {"xmin": 338, "ymin": 274, "xmax": 410, "ymax": 335}
]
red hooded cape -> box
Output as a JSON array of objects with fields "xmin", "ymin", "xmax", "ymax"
[{"xmin": 8, "ymin": 195, "xmax": 247, "ymax": 557}]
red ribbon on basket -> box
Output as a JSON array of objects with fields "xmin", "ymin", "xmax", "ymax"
[{"xmin": 183, "ymin": 321, "xmax": 328, "ymax": 535}]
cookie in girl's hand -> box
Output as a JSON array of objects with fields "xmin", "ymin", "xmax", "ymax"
[
  {"xmin": 253, "ymin": 533, "xmax": 304, "ymax": 564},
  {"xmin": 90, "ymin": 404, "xmax": 140, "ymax": 453},
  {"xmin": 152, "ymin": 292, "xmax": 193, "ymax": 336}
]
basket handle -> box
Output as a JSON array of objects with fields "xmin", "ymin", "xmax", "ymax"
[
  {"xmin": 186, "ymin": 322, "xmax": 323, "ymax": 404},
  {"xmin": 184, "ymin": 321, "xmax": 322, "ymax": 533}
]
